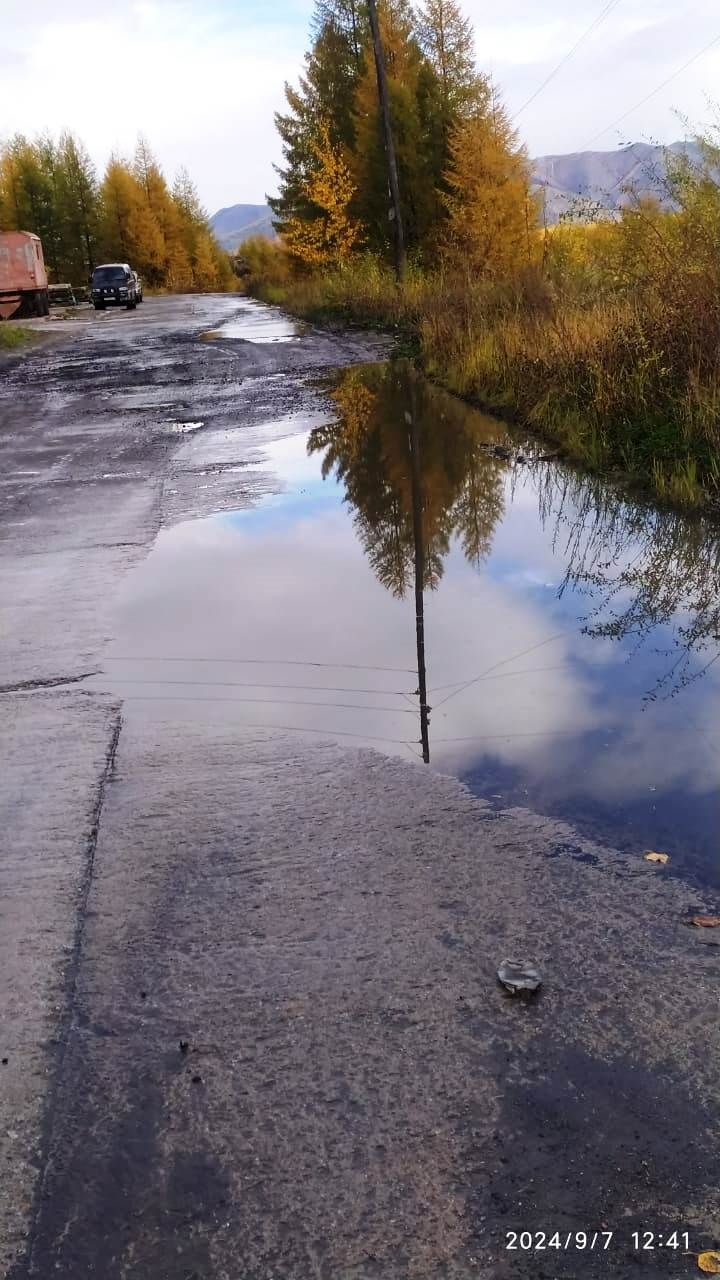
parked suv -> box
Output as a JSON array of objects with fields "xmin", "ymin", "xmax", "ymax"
[{"xmin": 91, "ymin": 263, "xmax": 138, "ymax": 310}]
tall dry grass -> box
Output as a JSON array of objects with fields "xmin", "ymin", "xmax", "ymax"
[
  {"xmin": 241, "ymin": 241, "xmax": 431, "ymax": 328},
  {"xmin": 421, "ymin": 285, "xmax": 720, "ymax": 506}
]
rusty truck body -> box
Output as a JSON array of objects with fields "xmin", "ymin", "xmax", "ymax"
[{"xmin": 0, "ymin": 231, "xmax": 49, "ymax": 320}]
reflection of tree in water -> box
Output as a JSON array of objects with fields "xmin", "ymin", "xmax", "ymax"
[
  {"xmin": 536, "ymin": 468, "xmax": 720, "ymax": 698},
  {"xmin": 312, "ymin": 360, "xmax": 720, "ymax": 703},
  {"xmin": 309, "ymin": 360, "xmax": 507, "ymax": 597}
]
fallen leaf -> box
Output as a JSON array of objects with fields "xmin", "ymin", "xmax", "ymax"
[
  {"xmin": 688, "ymin": 916, "xmax": 720, "ymax": 928},
  {"xmin": 697, "ymin": 1251, "xmax": 720, "ymax": 1274},
  {"xmin": 644, "ymin": 850, "xmax": 669, "ymax": 865}
]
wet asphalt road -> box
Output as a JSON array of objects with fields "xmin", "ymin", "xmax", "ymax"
[{"xmin": 1, "ymin": 295, "xmax": 719, "ymax": 1280}]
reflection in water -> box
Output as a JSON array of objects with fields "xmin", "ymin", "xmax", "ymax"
[
  {"xmin": 536, "ymin": 470, "xmax": 720, "ymax": 700},
  {"xmin": 309, "ymin": 363, "xmax": 506, "ymax": 595},
  {"xmin": 316, "ymin": 362, "xmax": 720, "ymax": 745},
  {"xmin": 408, "ymin": 383, "xmax": 431, "ymax": 763},
  {"xmin": 204, "ymin": 297, "xmax": 305, "ymax": 344},
  {"xmin": 310, "ymin": 362, "xmax": 510, "ymax": 760},
  {"xmin": 98, "ymin": 358, "xmax": 720, "ymax": 885}
]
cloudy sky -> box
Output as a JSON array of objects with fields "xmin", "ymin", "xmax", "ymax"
[{"xmin": 2, "ymin": 0, "xmax": 719, "ymax": 215}]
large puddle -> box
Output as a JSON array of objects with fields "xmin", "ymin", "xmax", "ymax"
[
  {"xmin": 203, "ymin": 297, "xmax": 305, "ymax": 343},
  {"xmin": 98, "ymin": 360, "xmax": 720, "ymax": 887}
]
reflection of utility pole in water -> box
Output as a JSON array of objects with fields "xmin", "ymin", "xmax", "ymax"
[{"xmin": 407, "ymin": 390, "xmax": 431, "ymax": 763}]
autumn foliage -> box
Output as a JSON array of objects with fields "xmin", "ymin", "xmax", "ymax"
[
  {"xmin": 444, "ymin": 99, "xmax": 539, "ymax": 278},
  {"xmin": 245, "ymin": 1, "xmax": 720, "ymax": 507},
  {"xmin": 270, "ymin": 0, "xmax": 535, "ymax": 274},
  {"xmin": 0, "ymin": 133, "xmax": 232, "ymax": 291},
  {"xmin": 282, "ymin": 125, "xmax": 363, "ymax": 265}
]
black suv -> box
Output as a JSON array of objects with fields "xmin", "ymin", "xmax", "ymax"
[{"xmin": 91, "ymin": 263, "xmax": 139, "ymax": 310}]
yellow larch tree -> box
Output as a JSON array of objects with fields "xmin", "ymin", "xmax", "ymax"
[
  {"xmin": 98, "ymin": 158, "xmax": 166, "ymax": 283},
  {"xmin": 133, "ymin": 138, "xmax": 192, "ymax": 288},
  {"xmin": 443, "ymin": 94, "xmax": 537, "ymax": 278},
  {"xmin": 283, "ymin": 123, "xmax": 362, "ymax": 267}
]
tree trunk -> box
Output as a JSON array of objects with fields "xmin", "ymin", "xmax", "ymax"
[{"xmin": 366, "ymin": 0, "xmax": 407, "ymax": 283}]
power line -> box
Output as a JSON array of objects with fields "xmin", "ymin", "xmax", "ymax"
[
  {"xmin": 113, "ymin": 661, "xmax": 555, "ymax": 697},
  {"xmin": 432, "ymin": 723, "xmax": 709, "ymax": 745},
  {"xmin": 98, "ymin": 677, "xmax": 415, "ymax": 697},
  {"xmin": 432, "ymin": 729, "xmax": 595, "ymax": 744},
  {"xmin": 94, "ymin": 689, "xmax": 418, "ymax": 716},
  {"xmin": 428, "ymin": 664, "xmax": 567, "ymax": 695},
  {"xmin": 104, "ymin": 655, "xmax": 416, "ymax": 674},
  {"xmin": 433, "ymin": 632, "xmax": 570, "ymax": 711},
  {"xmin": 583, "ymin": 30, "xmax": 720, "ymax": 148},
  {"xmin": 514, "ymin": 0, "xmax": 623, "ymax": 118}
]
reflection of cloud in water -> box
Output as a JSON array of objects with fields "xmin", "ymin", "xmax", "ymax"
[
  {"xmin": 106, "ymin": 506, "xmax": 720, "ymax": 805},
  {"xmin": 429, "ymin": 569, "xmax": 720, "ymax": 802},
  {"xmin": 103, "ymin": 509, "xmax": 606, "ymax": 771},
  {"xmin": 99, "ymin": 359, "xmax": 720, "ymax": 881},
  {"xmin": 570, "ymin": 675, "xmax": 720, "ymax": 801},
  {"xmin": 422, "ymin": 561, "xmax": 604, "ymax": 758}
]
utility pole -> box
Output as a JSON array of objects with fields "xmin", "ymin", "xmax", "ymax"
[
  {"xmin": 408, "ymin": 385, "xmax": 430, "ymax": 763},
  {"xmin": 366, "ymin": 0, "xmax": 407, "ymax": 283}
]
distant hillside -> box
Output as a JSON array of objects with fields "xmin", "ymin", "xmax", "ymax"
[
  {"xmin": 532, "ymin": 140, "xmax": 701, "ymax": 223},
  {"xmin": 210, "ymin": 204, "xmax": 276, "ymax": 252},
  {"xmin": 212, "ymin": 142, "xmax": 706, "ymax": 244}
]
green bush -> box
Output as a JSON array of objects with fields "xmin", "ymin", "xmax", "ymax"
[{"xmin": 0, "ymin": 324, "xmax": 34, "ymax": 351}]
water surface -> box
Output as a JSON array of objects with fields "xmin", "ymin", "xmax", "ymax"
[
  {"xmin": 99, "ymin": 361, "xmax": 720, "ymax": 887},
  {"xmin": 204, "ymin": 297, "xmax": 304, "ymax": 343}
]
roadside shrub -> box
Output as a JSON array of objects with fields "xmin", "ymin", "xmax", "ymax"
[
  {"xmin": 234, "ymin": 237, "xmax": 292, "ymax": 294},
  {"xmin": 0, "ymin": 324, "xmax": 34, "ymax": 351}
]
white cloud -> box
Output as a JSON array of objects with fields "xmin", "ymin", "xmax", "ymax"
[
  {"xmin": 470, "ymin": 0, "xmax": 720, "ymax": 154},
  {"xmin": 0, "ymin": 0, "xmax": 303, "ymax": 212},
  {"xmin": 1, "ymin": 0, "xmax": 720, "ymax": 211}
]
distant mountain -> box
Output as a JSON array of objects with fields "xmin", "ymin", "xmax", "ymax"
[
  {"xmin": 532, "ymin": 140, "xmax": 702, "ymax": 223},
  {"xmin": 212, "ymin": 142, "xmax": 705, "ymax": 244},
  {"xmin": 210, "ymin": 204, "xmax": 276, "ymax": 252}
]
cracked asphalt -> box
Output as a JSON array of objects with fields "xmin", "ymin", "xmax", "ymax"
[{"xmin": 1, "ymin": 295, "xmax": 719, "ymax": 1280}]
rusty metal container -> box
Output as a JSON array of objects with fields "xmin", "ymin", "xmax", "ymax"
[{"xmin": 0, "ymin": 231, "xmax": 49, "ymax": 320}]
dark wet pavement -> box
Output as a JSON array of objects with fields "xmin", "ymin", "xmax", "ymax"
[{"xmin": 1, "ymin": 297, "xmax": 719, "ymax": 1279}]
